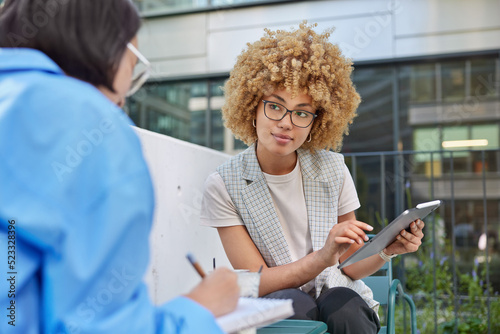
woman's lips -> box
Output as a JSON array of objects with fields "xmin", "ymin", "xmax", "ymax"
[{"xmin": 272, "ymin": 133, "xmax": 292, "ymax": 144}]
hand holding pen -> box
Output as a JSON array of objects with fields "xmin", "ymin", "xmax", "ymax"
[
  {"xmin": 186, "ymin": 253, "xmax": 206, "ymax": 278},
  {"xmin": 185, "ymin": 253, "xmax": 240, "ymax": 317}
]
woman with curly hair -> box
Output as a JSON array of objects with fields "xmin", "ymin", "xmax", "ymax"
[{"xmin": 201, "ymin": 22, "xmax": 425, "ymax": 333}]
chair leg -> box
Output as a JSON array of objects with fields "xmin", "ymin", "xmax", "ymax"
[
  {"xmin": 386, "ymin": 280, "xmax": 399, "ymax": 334},
  {"xmin": 387, "ymin": 279, "xmax": 418, "ymax": 334},
  {"xmin": 402, "ymin": 293, "xmax": 417, "ymax": 334}
]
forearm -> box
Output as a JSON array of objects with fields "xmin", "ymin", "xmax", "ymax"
[
  {"xmin": 341, "ymin": 253, "xmax": 386, "ymax": 280},
  {"xmin": 258, "ymin": 250, "xmax": 329, "ymax": 296}
]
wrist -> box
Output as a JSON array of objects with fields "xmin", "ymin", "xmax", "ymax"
[
  {"xmin": 313, "ymin": 249, "xmax": 336, "ymax": 269},
  {"xmin": 379, "ymin": 249, "xmax": 397, "ymax": 262}
]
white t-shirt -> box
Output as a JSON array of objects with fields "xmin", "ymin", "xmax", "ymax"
[{"xmin": 200, "ymin": 160, "xmax": 360, "ymax": 263}]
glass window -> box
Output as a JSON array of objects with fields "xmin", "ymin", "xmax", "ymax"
[
  {"xmin": 470, "ymin": 58, "xmax": 498, "ymax": 98},
  {"xmin": 132, "ymin": 0, "xmax": 282, "ymax": 15},
  {"xmin": 442, "ymin": 126, "xmax": 469, "ymax": 157},
  {"xmin": 412, "ymin": 127, "xmax": 442, "ymax": 177},
  {"xmin": 409, "ymin": 64, "xmax": 436, "ymax": 103},
  {"xmin": 441, "ymin": 126, "xmax": 469, "ymax": 172},
  {"xmin": 471, "ymin": 124, "xmax": 499, "ymax": 149},
  {"xmin": 132, "ymin": 0, "xmax": 208, "ymax": 14},
  {"xmin": 210, "ymin": 80, "xmax": 226, "ymax": 151},
  {"xmin": 441, "ymin": 61, "xmax": 466, "ymax": 102},
  {"xmin": 344, "ymin": 67, "xmax": 394, "ymax": 152},
  {"xmin": 414, "ymin": 128, "xmax": 440, "ymax": 156},
  {"xmin": 126, "ymin": 79, "xmax": 250, "ymax": 151},
  {"xmin": 127, "ymin": 81, "xmax": 207, "ymax": 145},
  {"xmin": 471, "ymin": 124, "xmax": 499, "ymax": 173},
  {"xmin": 442, "ymin": 125, "xmax": 468, "ymax": 144}
]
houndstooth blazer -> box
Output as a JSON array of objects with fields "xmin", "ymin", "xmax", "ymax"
[{"xmin": 217, "ymin": 144, "xmax": 378, "ymax": 310}]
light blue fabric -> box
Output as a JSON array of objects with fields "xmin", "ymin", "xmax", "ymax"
[{"xmin": 0, "ymin": 48, "xmax": 223, "ymax": 334}]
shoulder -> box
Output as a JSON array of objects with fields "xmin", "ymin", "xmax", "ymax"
[
  {"xmin": 299, "ymin": 149, "xmax": 345, "ymax": 170},
  {"xmin": 1, "ymin": 69, "xmax": 148, "ymax": 189},
  {"xmin": 315, "ymin": 149, "xmax": 345, "ymax": 164},
  {"xmin": 4, "ymin": 68, "xmax": 130, "ymax": 131},
  {"xmin": 204, "ymin": 171, "xmax": 226, "ymax": 191},
  {"xmin": 29, "ymin": 72, "xmax": 125, "ymax": 124},
  {"xmin": 217, "ymin": 145, "xmax": 254, "ymax": 175}
]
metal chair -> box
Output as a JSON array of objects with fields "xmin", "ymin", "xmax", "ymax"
[
  {"xmin": 361, "ymin": 243, "xmax": 418, "ymax": 334},
  {"xmin": 257, "ymin": 319, "xmax": 328, "ymax": 334}
]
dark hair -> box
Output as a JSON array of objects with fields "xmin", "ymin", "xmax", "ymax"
[{"xmin": 0, "ymin": 0, "xmax": 141, "ymax": 92}]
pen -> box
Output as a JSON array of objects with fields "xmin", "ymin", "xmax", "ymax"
[{"xmin": 186, "ymin": 253, "xmax": 206, "ymax": 278}]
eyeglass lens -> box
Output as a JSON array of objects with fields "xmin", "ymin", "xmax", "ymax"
[{"xmin": 264, "ymin": 101, "xmax": 315, "ymax": 128}]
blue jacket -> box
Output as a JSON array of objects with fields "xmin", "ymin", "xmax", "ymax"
[{"xmin": 0, "ymin": 48, "xmax": 222, "ymax": 334}]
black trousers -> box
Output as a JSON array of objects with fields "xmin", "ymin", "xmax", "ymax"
[{"xmin": 264, "ymin": 287, "xmax": 380, "ymax": 334}]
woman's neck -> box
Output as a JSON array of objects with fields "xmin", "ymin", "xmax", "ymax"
[{"xmin": 255, "ymin": 143, "xmax": 297, "ymax": 175}]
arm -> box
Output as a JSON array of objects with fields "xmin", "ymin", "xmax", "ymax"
[
  {"xmin": 0, "ymin": 91, "xmax": 236, "ymax": 333},
  {"xmin": 217, "ymin": 219, "xmax": 372, "ymax": 296},
  {"xmin": 184, "ymin": 267, "xmax": 239, "ymax": 317},
  {"xmin": 340, "ymin": 211, "xmax": 425, "ymax": 280},
  {"xmin": 338, "ymin": 212, "xmax": 387, "ymax": 280}
]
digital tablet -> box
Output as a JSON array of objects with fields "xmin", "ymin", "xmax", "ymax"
[{"xmin": 337, "ymin": 200, "xmax": 442, "ymax": 269}]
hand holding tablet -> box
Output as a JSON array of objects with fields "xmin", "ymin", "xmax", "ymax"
[{"xmin": 338, "ymin": 200, "xmax": 442, "ymax": 269}]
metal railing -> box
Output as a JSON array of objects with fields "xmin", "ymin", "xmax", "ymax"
[{"xmin": 344, "ymin": 148, "xmax": 500, "ymax": 334}]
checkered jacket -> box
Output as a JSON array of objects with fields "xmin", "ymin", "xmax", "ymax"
[{"xmin": 217, "ymin": 144, "xmax": 377, "ymax": 309}]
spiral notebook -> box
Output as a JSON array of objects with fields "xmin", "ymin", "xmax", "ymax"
[{"xmin": 216, "ymin": 297, "xmax": 294, "ymax": 333}]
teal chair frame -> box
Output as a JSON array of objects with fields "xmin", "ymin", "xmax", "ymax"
[
  {"xmin": 257, "ymin": 319, "xmax": 327, "ymax": 334},
  {"xmin": 361, "ymin": 234, "xmax": 418, "ymax": 334}
]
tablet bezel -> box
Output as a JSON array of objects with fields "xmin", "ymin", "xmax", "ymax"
[{"xmin": 337, "ymin": 200, "xmax": 442, "ymax": 270}]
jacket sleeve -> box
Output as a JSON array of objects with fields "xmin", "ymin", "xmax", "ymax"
[{"xmin": 0, "ymin": 78, "xmax": 224, "ymax": 334}]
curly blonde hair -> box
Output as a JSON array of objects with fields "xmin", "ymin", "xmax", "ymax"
[{"xmin": 222, "ymin": 22, "xmax": 360, "ymax": 151}]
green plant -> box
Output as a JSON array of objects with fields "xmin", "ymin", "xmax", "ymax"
[{"xmin": 390, "ymin": 216, "xmax": 500, "ymax": 334}]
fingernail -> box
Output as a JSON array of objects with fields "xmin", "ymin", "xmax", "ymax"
[
  {"xmin": 364, "ymin": 235, "xmax": 369, "ymax": 241},
  {"xmin": 397, "ymin": 235, "xmax": 401, "ymax": 240},
  {"xmin": 367, "ymin": 225, "xmax": 374, "ymax": 231},
  {"xmin": 402, "ymin": 230, "xmax": 406, "ymax": 236}
]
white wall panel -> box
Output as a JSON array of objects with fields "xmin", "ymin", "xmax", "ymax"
[
  {"xmin": 396, "ymin": 29, "xmax": 500, "ymax": 58},
  {"xmin": 394, "ymin": 0, "xmax": 500, "ymax": 37},
  {"xmin": 149, "ymin": 57, "xmax": 207, "ymax": 78},
  {"xmin": 134, "ymin": 127, "xmax": 232, "ymax": 304},
  {"xmin": 208, "ymin": 14, "xmax": 394, "ymax": 72},
  {"xmin": 138, "ymin": 0, "xmax": 500, "ymax": 78},
  {"xmin": 138, "ymin": 14, "xmax": 207, "ymax": 61},
  {"xmin": 317, "ymin": 15, "xmax": 394, "ymax": 61},
  {"xmin": 208, "ymin": 0, "xmax": 394, "ymax": 31}
]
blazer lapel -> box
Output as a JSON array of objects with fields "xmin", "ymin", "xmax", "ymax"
[
  {"xmin": 240, "ymin": 145, "xmax": 292, "ymax": 266},
  {"xmin": 299, "ymin": 149, "xmax": 335, "ymax": 253},
  {"xmin": 299, "ymin": 149, "xmax": 344, "ymax": 296}
]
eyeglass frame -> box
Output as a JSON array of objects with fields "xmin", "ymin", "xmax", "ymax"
[
  {"xmin": 261, "ymin": 100, "xmax": 318, "ymax": 128},
  {"xmin": 126, "ymin": 42, "xmax": 151, "ymax": 97}
]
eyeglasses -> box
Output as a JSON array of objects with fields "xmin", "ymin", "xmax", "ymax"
[
  {"xmin": 262, "ymin": 100, "xmax": 317, "ymax": 128},
  {"xmin": 126, "ymin": 43, "xmax": 151, "ymax": 97}
]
